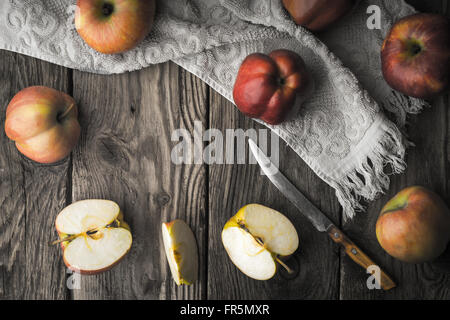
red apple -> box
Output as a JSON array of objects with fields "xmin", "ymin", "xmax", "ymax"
[
  {"xmin": 5, "ymin": 86, "xmax": 81, "ymax": 164},
  {"xmin": 282, "ymin": 0, "xmax": 356, "ymax": 32},
  {"xmin": 376, "ymin": 186, "xmax": 450, "ymax": 263},
  {"xmin": 233, "ymin": 49, "xmax": 310, "ymax": 125},
  {"xmin": 381, "ymin": 13, "xmax": 450, "ymax": 99},
  {"xmin": 75, "ymin": 0, "xmax": 156, "ymax": 54}
]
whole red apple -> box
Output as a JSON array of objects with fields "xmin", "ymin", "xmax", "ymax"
[
  {"xmin": 5, "ymin": 86, "xmax": 81, "ymax": 164},
  {"xmin": 282, "ymin": 0, "xmax": 356, "ymax": 32},
  {"xmin": 376, "ymin": 186, "xmax": 450, "ymax": 263},
  {"xmin": 233, "ymin": 49, "xmax": 310, "ymax": 125},
  {"xmin": 381, "ymin": 13, "xmax": 450, "ymax": 99},
  {"xmin": 75, "ymin": 0, "xmax": 156, "ymax": 54}
]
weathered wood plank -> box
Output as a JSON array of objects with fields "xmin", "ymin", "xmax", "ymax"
[
  {"xmin": 340, "ymin": 95, "xmax": 450, "ymax": 300},
  {"xmin": 71, "ymin": 62, "xmax": 208, "ymax": 299},
  {"xmin": 340, "ymin": 0, "xmax": 450, "ymax": 300},
  {"xmin": 0, "ymin": 51, "xmax": 70, "ymax": 299},
  {"xmin": 207, "ymin": 90, "xmax": 341, "ymax": 299}
]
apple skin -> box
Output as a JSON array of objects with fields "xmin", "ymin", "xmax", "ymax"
[
  {"xmin": 282, "ymin": 0, "xmax": 356, "ymax": 31},
  {"xmin": 233, "ymin": 50, "xmax": 310, "ymax": 125},
  {"xmin": 381, "ymin": 13, "xmax": 450, "ymax": 99},
  {"xmin": 376, "ymin": 186, "xmax": 450, "ymax": 263},
  {"xmin": 75, "ymin": 0, "xmax": 156, "ymax": 54},
  {"xmin": 5, "ymin": 86, "xmax": 80, "ymax": 164}
]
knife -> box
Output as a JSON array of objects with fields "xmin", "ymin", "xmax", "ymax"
[{"xmin": 248, "ymin": 139, "xmax": 396, "ymax": 291}]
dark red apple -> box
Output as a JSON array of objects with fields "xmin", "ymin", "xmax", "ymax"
[
  {"xmin": 381, "ymin": 13, "xmax": 450, "ymax": 99},
  {"xmin": 282, "ymin": 0, "xmax": 356, "ymax": 32},
  {"xmin": 233, "ymin": 49, "xmax": 310, "ymax": 125},
  {"xmin": 376, "ymin": 186, "xmax": 450, "ymax": 263},
  {"xmin": 75, "ymin": 0, "xmax": 156, "ymax": 54},
  {"xmin": 5, "ymin": 86, "xmax": 80, "ymax": 164}
]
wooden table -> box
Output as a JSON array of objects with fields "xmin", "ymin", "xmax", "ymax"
[{"xmin": 0, "ymin": 0, "xmax": 449, "ymax": 300}]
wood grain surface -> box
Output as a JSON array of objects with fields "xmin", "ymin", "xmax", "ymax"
[
  {"xmin": 70, "ymin": 63, "xmax": 208, "ymax": 299},
  {"xmin": 0, "ymin": 0, "xmax": 449, "ymax": 300},
  {"xmin": 340, "ymin": 0, "xmax": 450, "ymax": 300},
  {"xmin": 0, "ymin": 52, "xmax": 70, "ymax": 300}
]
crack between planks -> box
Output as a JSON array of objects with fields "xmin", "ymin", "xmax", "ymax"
[
  {"xmin": 204, "ymin": 84, "xmax": 210, "ymax": 300},
  {"xmin": 444, "ymin": 92, "xmax": 449, "ymax": 205},
  {"xmin": 20, "ymin": 160, "xmax": 27, "ymax": 300},
  {"xmin": 65, "ymin": 68, "xmax": 74, "ymax": 301}
]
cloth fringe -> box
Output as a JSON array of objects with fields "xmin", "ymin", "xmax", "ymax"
[
  {"xmin": 382, "ymin": 90, "xmax": 429, "ymax": 127},
  {"xmin": 334, "ymin": 120, "xmax": 409, "ymax": 220}
]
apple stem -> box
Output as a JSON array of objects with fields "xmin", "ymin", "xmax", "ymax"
[
  {"xmin": 276, "ymin": 257, "xmax": 294, "ymax": 274},
  {"xmin": 57, "ymin": 103, "xmax": 75, "ymax": 122}
]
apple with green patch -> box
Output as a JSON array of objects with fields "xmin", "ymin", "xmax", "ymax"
[
  {"xmin": 222, "ymin": 204, "xmax": 299, "ymax": 280},
  {"xmin": 376, "ymin": 186, "xmax": 450, "ymax": 263}
]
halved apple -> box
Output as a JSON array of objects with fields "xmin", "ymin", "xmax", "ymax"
[
  {"xmin": 162, "ymin": 220, "xmax": 199, "ymax": 285},
  {"xmin": 222, "ymin": 204, "xmax": 299, "ymax": 280},
  {"xmin": 54, "ymin": 199, "xmax": 132, "ymax": 275}
]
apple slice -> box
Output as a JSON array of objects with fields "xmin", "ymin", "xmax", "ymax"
[
  {"xmin": 162, "ymin": 220, "xmax": 199, "ymax": 285},
  {"xmin": 222, "ymin": 204, "xmax": 299, "ymax": 280},
  {"xmin": 55, "ymin": 199, "xmax": 132, "ymax": 274}
]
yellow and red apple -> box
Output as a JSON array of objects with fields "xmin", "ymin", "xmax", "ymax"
[
  {"xmin": 75, "ymin": 0, "xmax": 156, "ymax": 54},
  {"xmin": 162, "ymin": 219, "xmax": 199, "ymax": 285},
  {"xmin": 381, "ymin": 13, "xmax": 450, "ymax": 99},
  {"xmin": 5, "ymin": 86, "xmax": 80, "ymax": 164},
  {"xmin": 222, "ymin": 204, "xmax": 299, "ymax": 280},
  {"xmin": 55, "ymin": 199, "xmax": 132, "ymax": 275},
  {"xmin": 282, "ymin": 0, "xmax": 356, "ymax": 32},
  {"xmin": 376, "ymin": 186, "xmax": 450, "ymax": 263},
  {"xmin": 233, "ymin": 49, "xmax": 310, "ymax": 125}
]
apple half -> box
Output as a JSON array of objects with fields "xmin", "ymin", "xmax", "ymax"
[
  {"xmin": 162, "ymin": 220, "xmax": 199, "ymax": 285},
  {"xmin": 54, "ymin": 199, "xmax": 132, "ymax": 274},
  {"xmin": 222, "ymin": 204, "xmax": 299, "ymax": 280}
]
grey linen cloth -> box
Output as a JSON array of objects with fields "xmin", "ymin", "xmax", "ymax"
[{"xmin": 0, "ymin": 0, "xmax": 425, "ymax": 219}]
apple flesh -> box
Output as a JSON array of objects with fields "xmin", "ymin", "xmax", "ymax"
[
  {"xmin": 233, "ymin": 49, "xmax": 310, "ymax": 125},
  {"xmin": 282, "ymin": 0, "xmax": 356, "ymax": 31},
  {"xmin": 162, "ymin": 220, "xmax": 199, "ymax": 285},
  {"xmin": 5, "ymin": 86, "xmax": 80, "ymax": 164},
  {"xmin": 222, "ymin": 204, "xmax": 299, "ymax": 280},
  {"xmin": 75, "ymin": 0, "xmax": 156, "ymax": 54},
  {"xmin": 381, "ymin": 13, "xmax": 450, "ymax": 99},
  {"xmin": 376, "ymin": 186, "xmax": 450, "ymax": 263},
  {"xmin": 55, "ymin": 199, "xmax": 132, "ymax": 274}
]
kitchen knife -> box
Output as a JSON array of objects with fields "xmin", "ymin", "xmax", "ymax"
[{"xmin": 248, "ymin": 139, "xmax": 396, "ymax": 291}]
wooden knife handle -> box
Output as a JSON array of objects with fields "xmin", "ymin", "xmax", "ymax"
[{"xmin": 327, "ymin": 225, "xmax": 396, "ymax": 291}]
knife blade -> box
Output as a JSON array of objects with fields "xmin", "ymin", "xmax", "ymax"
[
  {"xmin": 248, "ymin": 139, "xmax": 396, "ymax": 290},
  {"xmin": 249, "ymin": 139, "xmax": 333, "ymax": 232}
]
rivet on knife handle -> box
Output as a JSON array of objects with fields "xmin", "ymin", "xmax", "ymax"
[{"xmin": 327, "ymin": 225, "xmax": 396, "ymax": 291}]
